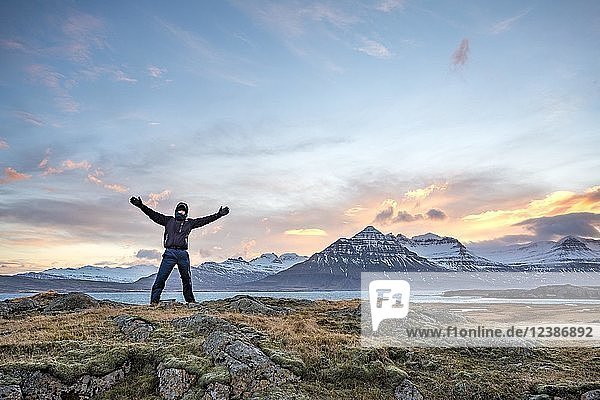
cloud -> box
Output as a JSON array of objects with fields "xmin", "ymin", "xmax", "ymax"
[
  {"xmin": 0, "ymin": 139, "xmax": 8, "ymax": 149},
  {"xmin": 376, "ymin": 0, "xmax": 405, "ymax": 13},
  {"xmin": 85, "ymin": 168, "xmax": 129, "ymax": 193},
  {"xmin": 103, "ymin": 183, "xmax": 129, "ymax": 193},
  {"xmin": 394, "ymin": 210, "xmax": 424, "ymax": 222},
  {"xmin": 42, "ymin": 159, "xmax": 91, "ymax": 176},
  {"xmin": 357, "ymin": 38, "xmax": 392, "ymax": 59},
  {"xmin": 61, "ymin": 11, "xmax": 107, "ymax": 63},
  {"xmin": 463, "ymin": 186, "xmax": 600, "ymax": 226},
  {"xmin": 38, "ymin": 148, "xmax": 51, "ymax": 168},
  {"xmin": 63, "ymin": 159, "xmax": 91, "ymax": 170},
  {"xmin": 404, "ymin": 182, "xmax": 448, "ymax": 200},
  {"xmin": 114, "ymin": 70, "xmax": 137, "ymax": 83},
  {"xmin": 237, "ymin": 2, "xmax": 357, "ymax": 38},
  {"xmin": 451, "ymin": 38, "xmax": 470, "ymax": 68},
  {"xmin": 373, "ymin": 199, "xmax": 445, "ymax": 224},
  {"xmin": 136, "ymin": 249, "xmax": 162, "ymax": 260},
  {"xmin": 148, "ymin": 65, "xmax": 167, "ymax": 78},
  {"xmin": 514, "ymin": 212, "xmax": 600, "ymax": 240},
  {"xmin": 426, "ymin": 208, "xmax": 447, "ymax": 220},
  {"xmin": 284, "ymin": 228, "xmax": 328, "ymax": 236},
  {"xmin": 491, "ymin": 9, "xmax": 531, "ymax": 34},
  {"xmin": 14, "ymin": 111, "xmax": 45, "ymax": 126},
  {"xmin": 0, "ymin": 167, "xmax": 32, "ymax": 184},
  {"xmin": 26, "ymin": 64, "xmax": 79, "ymax": 113},
  {"xmin": 146, "ymin": 190, "xmax": 171, "ymax": 207}
]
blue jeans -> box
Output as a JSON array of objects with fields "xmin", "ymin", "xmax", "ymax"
[{"xmin": 151, "ymin": 248, "xmax": 195, "ymax": 303}]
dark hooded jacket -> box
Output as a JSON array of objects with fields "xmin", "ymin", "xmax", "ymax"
[{"xmin": 139, "ymin": 201, "xmax": 221, "ymax": 250}]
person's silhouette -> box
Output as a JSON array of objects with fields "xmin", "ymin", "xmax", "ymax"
[{"xmin": 130, "ymin": 196, "xmax": 229, "ymax": 304}]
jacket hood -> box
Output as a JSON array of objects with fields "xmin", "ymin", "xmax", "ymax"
[{"xmin": 175, "ymin": 202, "xmax": 189, "ymax": 216}]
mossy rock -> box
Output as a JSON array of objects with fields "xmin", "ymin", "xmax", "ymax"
[
  {"xmin": 197, "ymin": 365, "xmax": 230, "ymax": 387},
  {"xmin": 159, "ymin": 353, "xmax": 212, "ymax": 375},
  {"xmin": 533, "ymin": 382, "xmax": 600, "ymax": 397},
  {"xmin": 263, "ymin": 348, "xmax": 306, "ymax": 376},
  {"xmin": 320, "ymin": 359, "xmax": 407, "ymax": 388}
]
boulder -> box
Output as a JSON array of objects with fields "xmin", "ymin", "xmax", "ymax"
[
  {"xmin": 113, "ymin": 314, "xmax": 155, "ymax": 341},
  {"xmin": 394, "ymin": 378, "xmax": 423, "ymax": 400},
  {"xmin": 157, "ymin": 363, "xmax": 197, "ymax": 400},
  {"xmin": 228, "ymin": 295, "xmax": 291, "ymax": 316},
  {"xmin": 201, "ymin": 382, "xmax": 230, "ymax": 400},
  {"xmin": 0, "ymin": 385, "xmax": 22, "ymax": 400},
  {"xmin": 582, "ymin": 389, "xmax": 600, "ymax": 400},
  {"xmin": 43, "ymin": 292, "xmax": 99, "ymax": 313}
]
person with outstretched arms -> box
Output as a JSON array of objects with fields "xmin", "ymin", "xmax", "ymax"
[{"xmin": 130, "ymin": 196, "xmax": 229, "ymax": 305}]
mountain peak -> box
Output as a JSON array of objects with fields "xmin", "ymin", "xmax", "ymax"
[
  {"xmin": 412, "ymin": 232, "xmax": 442, "ymax": 241},
  {"xmin": 359, "ymin": 225, "xmax": 382, "ymax": 234}
]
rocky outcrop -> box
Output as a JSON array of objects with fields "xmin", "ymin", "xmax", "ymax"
[
  {"xmin": 582, "ymin": 389, "xmax": 600, "ymax": 400},
  {"xmin": 0, "ymin": 384, "xmax": 22, "ymax": 399},
  {"xmin": 113, "ymin": 314, "xmax": 155, "ymax": 341},
  {"xmin": 173, "ymin": 311, "xmax": 299, "ymax": 399},
  {"xmin": 0, "ymin": 292, "xmax": 122, "ymax": 319},
  {"xmin": 394, "ymin": 378, "xmax": 424, "ymax": 400},
  {"xmin": 228, "ymin": 295, "xmax": 291, "ymax": 316},
  {"xmin": 157, "ymin": 363, "xmax": 197, "ymax": 400},
  {"xmin": 16, "ymin": 361, "xmax": 131, "ymax": 399}
]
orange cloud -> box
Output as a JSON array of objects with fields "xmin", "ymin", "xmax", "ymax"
[
  {"xmin": 463, "ymin": 187, "xmax": 600, "ymax": 224},
  {"xmin": 147, "ymin": 190, "xmax": 171, "ymax": 207},
  {"xmin": 0, "ymin": 167, "xmax": 31, "ymax": 184},
  {"xmin": 404, "ymin": 182, "xmax": 448, "ymax": 200},
  {"xmin": 284, "ymin": 228, "xmax": 328, "ymax": 236}
]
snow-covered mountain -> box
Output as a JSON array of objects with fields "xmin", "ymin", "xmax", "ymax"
[
  {"xmin": 18, "ymin": 264, "xmax": 157, "ymax": 283},
  {"xmin": 245, "ymin": 226, "xmax": 446, "ymax": 290},
  {"xmin": 135, "ymin": 252, "xmax": 308, "ymax": 290},
  {"xmin": 472, "ymin": 236, "xmax": 600, "ymax": 270},
  {"xmin": 396, "ymin": 232, "xmax": 507, "ymax": 271}
]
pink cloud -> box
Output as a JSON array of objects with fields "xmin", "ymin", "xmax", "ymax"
[
  {"xmin": 146, "ymin": 190, "xmax": 171, "ymax": 207},
  {"xmin": 63, "ymin": 159, "xmax": 91, "ymax": 170},
  {"xmin": 0, "ymin": 139, "xmax": 8, "ymax": 149},
  {"xmin": 0, "ymin": 167, "xmax": 31, "ymax": 184},
  {"xmin": 14, "ymin": 111, "xmax": 45, "ymax": 126},
  {"xmin": 451, "ymin": 38, "xmax": 470, "ymax": 68},
  {"xmin": 103, "ymin": 183, "xmax": 129, "ymax": 193}
]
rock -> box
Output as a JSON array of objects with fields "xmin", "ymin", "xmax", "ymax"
[
  {"xmin": 43, "ymin": 292, "xmax": 99, "ymax": 313},
  {"xmin": 113, "ymin": 314, "xmax": 155, "ymax": 341},
  {"xmin": 172, "ymin": 313, "xmax": 264, "ymax": 342},
  {"xmin": 528, "ymin": 395, "xmax": 551, "ymax": 400},
  {"xmin": 173, "ymin": 314, "xmax": 238, "ymax": 335},
  {"xmin": 157, "ymin": 363, "xmax": 197, "ymax": 400},
  {"xmin": 69, "ymin": 361, "xmax": 132, "ymax": 397},
  {"xmin": 0, "ymin": 385, "xmax": 22, "ymax": 400},
  {"xmin": 202, "ymin": 328, "xmax": 299, "ymax": 398},
  {"xmin": 394, "ymin": 378, "xmax": 424, "ymax": 400},
  {"xmin": 228, "ymin": 295, "xmax": 291, "ymax": 316},
  {"xmin": 201, "ymin": 382, "xmax": 230, "ymax": 400},
  {"xmin": 20, "ymin": 370, "xmax": 64, "ymax": 399},
  {"xmin": 19, "ymin": 362, "xmax": 132, "ymax": 399},
  {"xmin": 582, "ymin": 389, "xmax": 600, "ymax": 400}
]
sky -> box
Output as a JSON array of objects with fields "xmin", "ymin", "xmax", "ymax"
[{"xmin": 1, "ymin": 0, "xmax": 599, "ymax": 274}]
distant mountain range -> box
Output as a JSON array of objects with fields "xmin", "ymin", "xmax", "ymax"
[{"xmin": 2, "ymin": 227, "xmax": 599, "ymax": 293}]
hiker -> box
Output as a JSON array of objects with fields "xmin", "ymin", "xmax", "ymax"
[{"xmin": 129, "ymin": 196, "xmax": 229, "ymax": 305}]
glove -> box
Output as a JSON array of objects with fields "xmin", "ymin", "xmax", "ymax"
[
  {"xmin": 218, "ymin": 206, "xmax": 229, "ymax": 216},
  {"xmin": 130, "ymin": 196, "xmax": 143, "ymax": 208}
]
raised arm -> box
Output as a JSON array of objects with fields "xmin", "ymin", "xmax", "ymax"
[
  {"xmin": 190, "ymin": 206, "xmax": 229, "ymax": 229},
  {"xmin": 130, "ymin": 196, "xmax": 170, "ymax": 226}
]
